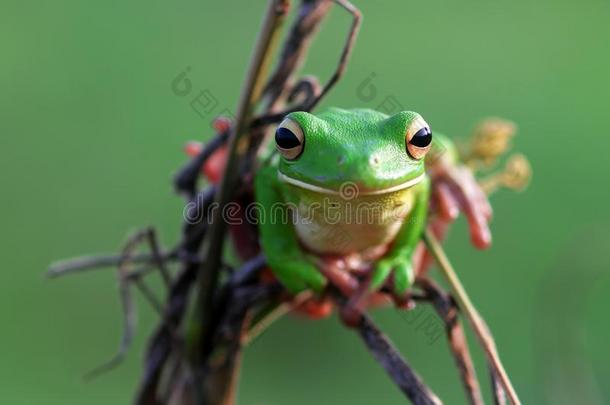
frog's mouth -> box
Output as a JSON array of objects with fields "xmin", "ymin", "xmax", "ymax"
[{"xmin": 277, "ymin": 172, "xmax": 425, "ymax": 196}]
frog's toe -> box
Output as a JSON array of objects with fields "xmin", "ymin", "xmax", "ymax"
[
  {"xmin": 370, "ymin": 259, "xmax": 393, "ymax": 291},
  {"xmin": 293, "ymin": 262, "xmax": 327, "ymax": 292},
  {"xmin": 276, "ymin": 262, "xmax": 327, "ymax": 295},
  {"xmin": 389, "ymin": 261, "xmax": 414, "ymax": 307},
  {"xmin": 281, "ymin": 277, "xmax": 308, "ymax": 295},
  {"xmin": 303, "ymin": 270, "xmax": 327, "ymax": 293},
  {"xmin": 392, "ymin": 261, "xmax": 414, "ymax": 296}
]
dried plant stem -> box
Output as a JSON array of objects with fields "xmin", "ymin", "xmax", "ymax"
[
  {"xmin": 47, "ymin": 251, "xmax": 176, "ymax": 278},
  {"xmin": 190, "ymin": 0, "xmax": 290, "ymax": 364},
  {"xmin": 357, "ymin": 313, "xmax": 442, "ymax": 405},
  {"xmin": 307, "ymin": 0, "xmax": 361, "ymax": 110},
  {"xmin": 416, "ymin": 278, "xmax": 484, "ymax": 405},
  {"xmin": 262, "ymin": 0, "xmax": 333, "ymax": 110},
  {"xmin": 243, "ymin": 291, "xmax": 312, "ymax": 345},
  {"xmin": 423, "ymin": 230, "xmax": 521, "ymax": 405},
  {"xmin": 184, "ymin": 4, "xmax": 292, "ymax": 405}
]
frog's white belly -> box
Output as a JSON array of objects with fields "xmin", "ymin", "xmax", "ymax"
[{"xmin": 284, "ymin": 185, "xmax": 417, "ymax": 256}]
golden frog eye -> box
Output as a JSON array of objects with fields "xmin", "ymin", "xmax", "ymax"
[
  {"xmin": 406, "ymin": 116, "xmax": 433, "ymax": 160},
  {"xmin": 275, "ymin": 118, "xmax": 305, "ymax": 160}
]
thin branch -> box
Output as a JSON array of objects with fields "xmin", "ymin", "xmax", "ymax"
[
  {"xmin": 145, "ymin": 228, "xmax": 172, "ymax": 287},
  {"xmin": 490, "ymin": 366, "xmax": 507, "ymax": 405},
  {"xmin": 356, "ymin": 312, "xmax": 443, "ymax": 405},
  {"xmin": 192, "ymin": 0, "xmax": 290, "ymax": 368},
  {"xmin": 306, "ymin": 0, "xmax": 361, "ymax": 111},
  {"xmin": 423, "ymin": 230, "xmax": 521, "ymax": 405},
  {"xmin": 135, "ymin": 187, "xmax": 217, "ymax": 404},
  {"xmin": 416, "ymin": 277, "xmax": 483, "ymax": 405},
  {"xmin": 133, "ymin": 277, "xmax": 166, "ymax": 317},
  {"xmin": 262, "ymin": 0, "xmax": 333, "ymax": 111},
  {"xmin": 47, "ymin": 251, "xmax": 176, "ymax": 279},
  {"xmin": 84, "ymin": 230, "xmax": 148, "ymax": 380},
  {"xmin": 135, "ymin": 262, "xmax": 199, "ymax": 405},
  {"xmin": 202, "ymin": 260, "xmax": 281, "ymax": 405},
  {"xmin": 243, "ymin": 290, "xmax": 312, "ymax": 345}
]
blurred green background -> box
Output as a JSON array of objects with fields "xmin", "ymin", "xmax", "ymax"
[{"xmin": 2, "ymin": 0, "xmax": 609, "ymax": 403}]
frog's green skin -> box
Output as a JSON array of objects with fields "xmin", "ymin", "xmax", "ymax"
[{"xmin": 254, "ymin": 108, "xmax": 454, "ymax": 297}]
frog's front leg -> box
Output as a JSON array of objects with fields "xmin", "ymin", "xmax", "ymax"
[
  {"xmin": 255, "ymin": 166, "xmax": 327, "ymax": 294},
  {"xmin": 342, "ymin": 179, "xmax": 429, "ymax": 326},
  {"xmin": 377, "ymin": 180, "xmax": 430, "ymax": 298}
]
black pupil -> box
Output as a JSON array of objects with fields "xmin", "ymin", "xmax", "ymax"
[
  {"xmin": 275, "ymin": 127, "xmax": 301, "ymax": 149},
  {"xmin": 409, "ymin": 127, "xmax": 432, "ymax": 148}
]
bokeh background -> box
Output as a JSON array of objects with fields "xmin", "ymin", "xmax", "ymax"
[{"xmin": 2, "ymin": 0, "xmax": 609, "ymax": 403}]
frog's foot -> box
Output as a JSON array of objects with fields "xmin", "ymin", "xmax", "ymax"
[
  {"xmin": 339, "ymin": 256, "xmax": 415, "ymax": 327},
  {"xmin": 271, "ymin": 259, "xmax": 328, "ymax": 296},
  {"xmin": 316, "ymin": 256, "xmax": 359, "ymax": 297},
  {"xmin": 373, "ymin": 255, "xmax": 415, "ymax": 307}
]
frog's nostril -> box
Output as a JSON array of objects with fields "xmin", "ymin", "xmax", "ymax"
[{"xmin": 370, "ymin": 155, "xmax": 380, "ymax": 166}]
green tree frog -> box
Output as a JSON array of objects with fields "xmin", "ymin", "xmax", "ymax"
[{"xmin": 255, "ymin": 108, "xmax": 454, "ymax": 305}]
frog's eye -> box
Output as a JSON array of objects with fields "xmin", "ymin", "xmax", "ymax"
[
  {"xmin": 406, "ymin": 116, "xmax": 432, "ymax": 160},
  {"xmin": 275, "ymin": 118, "xmax": 305, "ymax": 160}
]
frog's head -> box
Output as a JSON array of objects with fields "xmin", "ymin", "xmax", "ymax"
[{"xmin": 275, "ymin": 108, "xmax": 433, "ymax": 195}]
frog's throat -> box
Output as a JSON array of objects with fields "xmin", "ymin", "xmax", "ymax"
[{"xmin": 277, "ymin": 172, "xmax": 425, "ymax": 196}]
